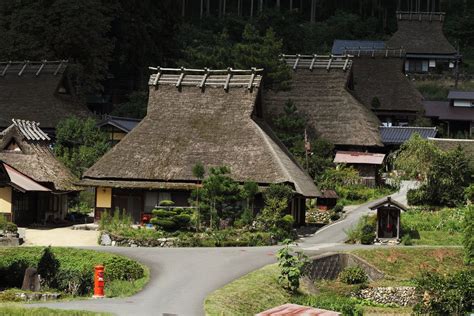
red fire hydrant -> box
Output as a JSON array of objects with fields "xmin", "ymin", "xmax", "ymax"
[{"xmin": 93, "ymin": 265, "xmax": 105, "ymax": 298}]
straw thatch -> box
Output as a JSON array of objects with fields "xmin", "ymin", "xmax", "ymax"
[
  {"xmin": 0, "ymin": 61, "xmax": 91, "ymax": 129},
  {"xmin": 386, "ymin": 12, "xmax": 457, "ymax": 55},
  {"xmin": 351, "ymin": 56, "xmax": 424, "ymax": 113},
  {"xmin": 263, "ymin": 56, "xmax": 382, "ymax": 147},
  {"xmin": 83, "ymin": 68, "xmax": 319, "ymax": 197},
  {"xmin": 0, "ymin": 120, "xmax": 79, "ymax": 191}
]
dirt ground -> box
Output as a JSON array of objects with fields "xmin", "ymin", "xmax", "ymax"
[{"xmin": 22, "ymin": 226, "xmax": 99, "ymax": 247}]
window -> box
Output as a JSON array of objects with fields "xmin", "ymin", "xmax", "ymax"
[{"xmin": 407, "ymin": 60, "xmax": 429, "ymax": 73}]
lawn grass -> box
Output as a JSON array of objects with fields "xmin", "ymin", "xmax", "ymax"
[
  {"xmin": 204, "ymin": 264, "xmax": 291, "ymax": 315},
  {"xmin": 104, "ymin": 264, "xmax": 150, "ymax": 298},
  {"xmin": 411, "ymin": 231, "xmax": 462, "ymax": 245},
  {"xmin": 352, "ymin": 248, "xmax": 464, "ymax": 281},
  {"xmin": 0, "ymin": 305, "xmax": 111, "ymax": 315}
]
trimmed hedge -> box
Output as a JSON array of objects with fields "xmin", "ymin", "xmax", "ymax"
[{"xmin": 0, "ymin": 247, "xmax": 144, "ymax": 296}]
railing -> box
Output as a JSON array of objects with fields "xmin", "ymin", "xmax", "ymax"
[{"xmin": 281, "ymin": 54, "xmax": 352, "ymax": 71}]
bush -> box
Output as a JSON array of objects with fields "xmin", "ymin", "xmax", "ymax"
[
  {"xmin": 346, "ymin": 215, "xmax": 376, "ymax": 244},
  {"xmin": 0, "ymin": 247, "xmax": 145, "ymax": 296},
  {"xmin": 463, "ymin": 205, "xmax": 474, "ymax": 265},
  {"xmin": 37, "ymin": 247, "xmax": 60, "ymax": 289},
  {"xmin": 330, "ymin": 212, "xmax": 341, "ymax": 221},
  {"xmin": 0, "ymin": 216, "xmax": 17, "ymax": 234},
  {"xmin": 407, "ymin": 189, "xmax": 426, "ymax": 206},
  {"xmin": 339, "ymin": 266, "xmax": 368, "ymax": 285},
  {"xmin": 401, "ymin": 234, "xmax": 413, "ymax": 246},
  {"xmin": 292, "ymin": 293, "xmax": 363, "ymax": 316},
  {"xmin": 402, "ymin": 207, "xmax": 466, "ymax": 233},
  {"xmin": 276, "ymin": 240, "xmax": 308, "ymax": 292},
  {"xmin": 333, "ymin": 204, "xmax": 344, "ymax": 213},
  {"xmin": 151, "ymin": 200, "xmax": 192, "ymax": 231},
  {"xmin": 465, "ymin": 184, "xmax": 474, "ymax": 203},
  {"xmin": 413, "ymin": 270, "xmax": 473, "ymax": 315}
]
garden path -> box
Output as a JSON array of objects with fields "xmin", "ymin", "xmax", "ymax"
[{"xmin": 22, "ymin": 227, "xmax": 99, "ymax": 247}]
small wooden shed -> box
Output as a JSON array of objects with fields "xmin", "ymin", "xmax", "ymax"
[{"xmin": 369, "ymin": 197, "xmax": 408, "ymax": 242}]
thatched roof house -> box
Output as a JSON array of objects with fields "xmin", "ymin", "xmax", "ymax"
[
  {"xmin": 0, "ymin": 61, "xmax": 91, "ymax": 132},
  {"xmin": 350, "ymin": 55, "xmax": 425, "ymax": 122},
  {"xmin": 0, "ymin": 119, "xmax": 79, "ymax": 225},
  {"xmin": 386, "ymin": 12, "xmax": 458, "ymax": 73},
  {"xmin": 263, "ymin": 55, "xmax": 382, "ymax": 148},
  {"xmin": 0, "ymin": 119, "xmax": 78, "ymax": 191},
  {"xmin": 82, "ymin": 67, "xmax": 319, "ymax": 224}
]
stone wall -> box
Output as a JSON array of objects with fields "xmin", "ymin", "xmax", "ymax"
[
  {"xmin": 100, "ymin": 232, "xmax": 175, "ymax": 247},
  {"xmin": 305, "ymin": 253, "xmax": 385, "ymax": 282},
  {"xmin": 355, "ymin": 286, "xmax": 418, "ymax": 306}
]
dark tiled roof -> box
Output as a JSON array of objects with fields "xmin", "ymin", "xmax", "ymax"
[
  {"xmin": 97, "ymin": 116, "xmax": 141, "ymax": 133},
  {"xmin": 447, "ymin": 91, "xmax": 474, "ymax": 100},
  {"xmin": 331, "ymin": 39, "xmax": 385, "ymax": 55},
  {"xmin": 380, "ymin": 126, "xmax": 437, "ymax": 145},
  {"xmin": 0, "ymin": 61, "xmax": 92, "ymax": 129},
  {"xmin": 386, "ymin": 12, "xmax": 457, "ymax": 55},
  {"xmin": 423, "ymin": 101, "xmax": 474, "ymax": 121}
]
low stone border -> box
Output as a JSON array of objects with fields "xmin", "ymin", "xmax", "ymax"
[
  {"xmin": 354, "ymin": 286, "xmax": 418, "ymax": 306},
  {"xmin": 8, "ymin": 292, "xmax": 62, "ymax": 302},
  {"xmin": 100, "ymin": 232, "xmax": 176, "ymax": 247}
]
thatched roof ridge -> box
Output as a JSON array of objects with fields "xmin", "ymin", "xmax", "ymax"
[
  {"xmin": 83, "ymin": 70, "xmax": 319, "ymax": 197},
  {"xmin": 263, "ymin": 55, "xmax": 382, "ymax": 147},
  {"xmin": 351, "ymin": 56, "xmax": 424, "ymax": 113},
  {"xmin": 0, "ymin": 60, "xmax": 92, "ymax": 129},
  {"xmin": 0, "ymin": 121, "xmax": 79, "ymax": 191},
  {"xmin": 387, "ymin": 11, "xmax": 457, "ymax": 55}
]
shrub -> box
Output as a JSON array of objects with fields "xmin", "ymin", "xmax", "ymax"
[
  {"xmin": 346, "ymin": 215, "xmax": 376, "ymax": 244},
  {"xmin": 0, "ymin": 216, "xmax": 17, "ymax": 234},
  {"xmin": 37, "ymin": 247, "xmax": 60, "ymax": 289},
  {"xmin": 413, "ymin": 270, "xmax": 473, "ymax": 315},
  {"xmin": 333, "ymin": 204, "xmax": 344, "ymax": 213},
  {"xmin": 276, "ymin": 240, "xmax": 308, "ymax": 292},
  {"xmin": 277, "ymin": 215, "xmax": 294, "ymax": 232},
  {"xmin": 292, "ymin": 293, "xmax": 363, "ymax": 316},
  {"xmin": 401, "ymin": 234, "xmax": 413, "ymax": 246},
  {"xmin": 463, "ymin": 205, "xmax": 474, "ymax": 265},
  {"xmin": 465, "ymin": 184, "xmax": 474, "ymax": 203},
  {"xmin": 339, "ymin": 266, "xmax": 368, "ymax": 285},
  {"xmin": 151, "ymin": 200, "xmax": 192, "ymax": 231},
  {"xmin": 407, "ymin": 189, "xmax": 426, "ymax": 206},
  {"xmin": 330, "ymin": 212, "xmax": 341, "ymax": 221},
  {"xmin": 0, "ymin": 247, "xmax": 145, "ymax": 296}
]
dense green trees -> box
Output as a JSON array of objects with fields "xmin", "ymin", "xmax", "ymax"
[{"xmin": 54, "ymin": 117, "xmax": 110, "ymax": 177}]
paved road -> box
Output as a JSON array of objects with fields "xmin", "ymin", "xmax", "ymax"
[
  {"xmin": 299, "ymin": 181, "xmax": 414, "ymax": 250},
  {"xmin": 29, "ymin": 183, "xmax": 412, "ymax": 316}
]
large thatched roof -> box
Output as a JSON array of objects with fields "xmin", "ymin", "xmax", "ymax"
[
  {"xmin": 83, "ymin": 67, "xmax": 320, "ymax": 197},
  {"xmin": 386, "ymin": 12, "xmax": 457, "ymax": 56},
  {"xmin": 262, "ymin": 55, "xmax": 382, "ymax": 147},
  {"xmin": 0, "ymin": 61, "xmax": 92, "ymax": 130},
  {"xmin": 0, "ymin": 119, "xmax": 79, "ymax": 191},
  {"xmin": 351, "ymin": 56, "xmax": 424, "ymax": 113}
]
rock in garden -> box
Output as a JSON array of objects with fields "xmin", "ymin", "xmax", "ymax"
[
  {"xmin": 100, "ymin": 233, "xmax": 112, "ymax": 246},
  {"xmin": 21, "ymin": 267, "xmax": 41, "ymax": 292}
]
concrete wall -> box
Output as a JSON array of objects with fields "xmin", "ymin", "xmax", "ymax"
[{"xmin": 305, "ymin": 253, "xmax": 385, "ymax": 282}]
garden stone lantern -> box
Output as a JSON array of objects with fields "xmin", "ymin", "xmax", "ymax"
[{"xmin": 369, "ymin": 197, "xmax": 407, "ymax": 244}]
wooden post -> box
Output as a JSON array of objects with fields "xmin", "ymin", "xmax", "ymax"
[
  {"xmin": 250, "ymin": 0, "xmax": 254, "ymax": 17},
  {"xmin": 182, "ymin": 0, "xmax": 185, "ymax": 17}
]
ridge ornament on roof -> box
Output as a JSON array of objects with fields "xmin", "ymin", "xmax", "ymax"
[
  {"xmin": 396, "ymin": 11, "xmax": 445, "ymax": 22},
  {"xmin": 12, "ymin": 119, "xmax": 50, "ymax": 141},
  {"xmin": 0, "ymin": 60, "xmax": 68, "ymax": 77},
  {"xmin": 148, "ymin": 67, "xmax": 263, "ymax": 91},
  {"xmin": 280, "ymin": 54, "xmax": 352, "ymax": 71}
]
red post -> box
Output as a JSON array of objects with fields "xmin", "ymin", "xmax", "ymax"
[{"xmin": 93, "ymin": 265, "xmax": 105, "ymax": 298}]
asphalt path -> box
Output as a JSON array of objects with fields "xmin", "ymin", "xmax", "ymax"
[{"xmin": 28, "ymin": 182, "xmax": 412, "ymax": 316}]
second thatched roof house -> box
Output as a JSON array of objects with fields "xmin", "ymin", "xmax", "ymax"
[
  {"xmin": 0, "ymin": 119, "xmax": 79, "ymax": 225},
  {"xmin": 82, "ymin": 67, "xmax": 319, "ymax": 224},
  {"xmin": 0, "ymin": 60, "xmax": 92, "ymax": 134},
  {"xmin": 263, "ymin": 54, "xmax": 382, "ymax": 149}
]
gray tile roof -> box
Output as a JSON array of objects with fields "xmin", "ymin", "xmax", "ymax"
[
  {"xmin": 380, "ymin": 126, "xmax": 437, "ymax": 145},
  {"xmin": 447, "ymin": 90, "xmax": 474, "ymax": 100},
  {"xmin": 424, "ymin": 101, "xmax": 474, "ymax": 121},
  {"xmin": 331, "ymin": 39, "xmax": 385, "ymax": 55},
  {"xmin": 97, "ymin": 116, "xmax": 141, "ymax": 133}
]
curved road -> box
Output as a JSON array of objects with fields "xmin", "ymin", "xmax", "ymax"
[{"xmin": 30, "ymin": 183, "xmax": 411, "ymax": 315}]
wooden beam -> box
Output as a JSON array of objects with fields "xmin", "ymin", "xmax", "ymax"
[
  {"xmin": 18, "ymin": 61, "xmax": 29, "ymax": 76},
  {"xmin": 1, "ymin": 61, "xmax": 11, "ymax": 77},
  {"xmin": 224, "ymin": 68, "xmax": 233, "ymax": 91}
]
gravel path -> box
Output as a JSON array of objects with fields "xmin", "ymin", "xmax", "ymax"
[{"xmin": 22, "ymin": 227, "xmax": 99, "ymax": 247}]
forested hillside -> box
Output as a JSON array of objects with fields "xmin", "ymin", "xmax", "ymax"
[{"xmin": 0, "ymin": 0, "xmax": 472, "ymax": 105}]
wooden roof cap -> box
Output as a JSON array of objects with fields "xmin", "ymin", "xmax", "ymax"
[
  {"xmin": 369, "ymin": 196, "xmax": 408, "ymax": 211},
  {"xmin": 11, "ymin": 119, "xmax": 50, "ymax": 141},
  {"xmin": 396, "ymin": 11, "xmax": 446, "ymax": 22},
  {"xmin": 0, "ymin": 60, "xmax": 68, "ymax": 77},
  {"xmin": 281, "ymin": 54, "xmax": 353, "ymax": 71},
  {"xmin": 147, "ymin": 66, "xmax": 263, "ymax": 91}
]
